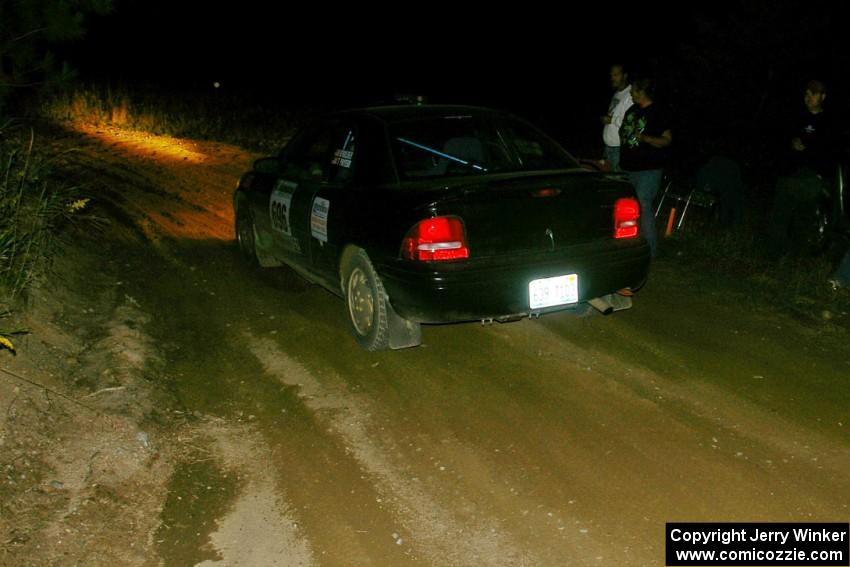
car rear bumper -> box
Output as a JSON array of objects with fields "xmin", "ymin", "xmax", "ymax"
[{"xmin": 377, "ymin": 240, "xmax": 651, "ymax": 323}]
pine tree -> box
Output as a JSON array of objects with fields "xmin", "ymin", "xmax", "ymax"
[{"xmin": 0, "ymin": 0, "xmax": 113, "ymax": 109}]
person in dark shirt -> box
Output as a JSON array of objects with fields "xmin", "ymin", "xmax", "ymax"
[
  {"xmin": 790, "ymin": 85, "xmax": 833, "ymax": 177},
  {"xmin": 619, "ymin": 77, "xmax": 672, "ymax": 258},
  {"xmin": 767, "ymin": 79, "xmax": 835, "ymax": 256}
]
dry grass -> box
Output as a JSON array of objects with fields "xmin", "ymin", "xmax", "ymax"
[
  {"xmin": 662, "ymin": 217, "xmax": 850, "ymax": 326},
  {"xmin": 0, "ymin": 122, "xmax": 96, "ymax": 348},
  {"xmin": 38, "ymin": 83, "xmax": 303, "ymax": 153}
]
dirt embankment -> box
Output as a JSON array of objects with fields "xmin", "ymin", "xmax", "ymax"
[
  {"xmin": 0, "ymin": 124, "xmax": 265, "ymax": 567},
  {"xmin": 0, "ymin": 229, "xmax": 172, "ymax": 566}
]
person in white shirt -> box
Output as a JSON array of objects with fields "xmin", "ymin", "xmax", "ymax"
[{"xmin": 600, "ymin": 64, "xmax": 633, "ymax": 171}]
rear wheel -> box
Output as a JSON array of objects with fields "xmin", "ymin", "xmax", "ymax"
[
  {"xmin": 235, "ymin": 206, "xmax": 258, "ymax": 265},
  {"xmin": 342, "ymin": 249, "xmax": 390, "ymax": 351}
]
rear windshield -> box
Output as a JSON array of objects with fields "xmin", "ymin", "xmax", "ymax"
[{"xmin": 389, "ymin": 114, "xmax": 577, "ymax": 180}]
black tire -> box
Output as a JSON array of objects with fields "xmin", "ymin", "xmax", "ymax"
[
  {"xmin": 342, "ymin": 249, "xmax": 390, "ymax": 351},
  {"xmin": 805, "ymin": 201, "xmax": 832, "ymax": 253},
  {"xmin": 789, "ymin": 200, "xmax": 831, "ymax": 255},
  {"xmin": 235, "ymin": 206, "xmax": 258, "ymax": 265}
]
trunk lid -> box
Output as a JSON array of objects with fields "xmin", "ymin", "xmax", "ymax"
[{"xmin": 420, "ymin": 171, "xmax": 637, "ymax": 258}]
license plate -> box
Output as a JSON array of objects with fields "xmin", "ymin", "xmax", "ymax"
[{"xmin": 529, "ymin": 274, "xmax": 578, "ymax": 309}]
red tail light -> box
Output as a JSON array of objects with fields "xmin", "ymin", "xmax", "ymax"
[
  {"xmin": 614, "ymin": 198, "xmax": 640, "ymax": 239},
  {"xmin": 402, "ymin": 216, "xmax": 470, "ymax": 261}
]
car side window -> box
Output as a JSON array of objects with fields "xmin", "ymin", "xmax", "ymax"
[
  {"xmin": 328, "ymin": 125, "xmax": 357, "ymax": 184},
  {"xmin": 282, "ymin": 124, "xmax": 335, "ymax": 183},
  {"xmin": 281, "ymin": 122, "xmax": 357, "ymax": 185}
]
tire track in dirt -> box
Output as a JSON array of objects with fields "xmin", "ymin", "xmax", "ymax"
[
  {"xmin": 474, "ymin": 310, "xmax": 850, "ymax": 522},
  {"xmin": 97, "ymin": 280, "xmax": 317, "ymax": 567},
  {"xmin": 246, "ymin": 332, "xmax": 544, "ymax": 567},
  {"xmin": 528, "ymin": 305, "xmax": 850, "ymax": 480},
  {"xmin": 194, "ymin": 422, "xmax": 315, "ymax": 567}
]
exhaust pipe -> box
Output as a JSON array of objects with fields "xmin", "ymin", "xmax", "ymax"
[
  {"xmin": 588, "ymin": 297, "xmax": 614, "ymax": 315},
  {"xmin": 588, "ymin": 293, "xmax": 633, "ymax": 315}
]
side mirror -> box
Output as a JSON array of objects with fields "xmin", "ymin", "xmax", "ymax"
[{"xmin": 253, "ymin": 157, "xmax": 279, "ymax": 174}]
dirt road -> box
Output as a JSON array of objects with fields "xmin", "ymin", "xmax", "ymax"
[{"xmin": 14, "ymin": 124, "xmax": 850, "ymax": 566}]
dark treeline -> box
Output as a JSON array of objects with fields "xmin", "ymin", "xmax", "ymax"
[{"xmin": 6, "ymin": 1, "xmax": 846, "ymax": 192}]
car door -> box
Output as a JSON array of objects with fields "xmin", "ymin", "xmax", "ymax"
[
  {"xmin": 267, "ymin": 123, "xmax": 339, "ymax": 268},
  {"xmin": 302, "ymin": 122, "xmax": 360, "ymax": 285}
]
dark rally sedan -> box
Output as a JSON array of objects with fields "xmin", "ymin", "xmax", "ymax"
[{"xmin": 233, "ymin": 105, "xmax": 650, "ymax": 350}]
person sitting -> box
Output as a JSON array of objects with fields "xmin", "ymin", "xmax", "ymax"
[{"xmin": 695, "ymin": 150, "xmax": 746, "ymax": 228}]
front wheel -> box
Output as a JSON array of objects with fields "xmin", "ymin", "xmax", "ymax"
[{"xmin": 235, "ymin": 206, "xmax": 258, "ymax": 265}]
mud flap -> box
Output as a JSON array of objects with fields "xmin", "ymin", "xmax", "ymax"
[
  {"xmin": 385, "ymin": 298, "xmax": 422, "ymax": 350},
  {"xmin": 254, "ymin": 227, "xmax": 283, "ymax": 268},
  {"xmin": 256, "ymin": 248, "xmax": 280, "ymax": 268}
]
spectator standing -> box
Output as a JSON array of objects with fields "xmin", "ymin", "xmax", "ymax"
[
  {"xmin": 619, "ymin": 77, "xmax": 673, "ymax": 258},
  {"xmin": 767, "ymin": 79, "xmax": 835, "ymax": 256},
  {"xmin": 601, "ymin": 64, "xmax": 633, "ymax": 171}
]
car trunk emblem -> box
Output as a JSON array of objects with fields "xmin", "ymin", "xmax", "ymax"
[{"xmin": 545, "ymin": 228, "xmax": 555, "ymax": 250}]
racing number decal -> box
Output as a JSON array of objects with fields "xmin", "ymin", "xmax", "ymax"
[
  {"xmin": 269, "ymin": 180, "xmax": 297, "ymax": 235},
  {"xmin": 271, "ymin": 197, "xmax": 290, "ymax": 233}
]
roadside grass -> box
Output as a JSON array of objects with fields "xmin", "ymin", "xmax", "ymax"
[
  {"xmin": 0, "ymin": 121, "xmax": 96, "ymax": 351},
  {"xmin": 659, "ymin": 217, "xmax": 850, "ymax": 327},
  {"xmin": 37, "ymin": 83, "xmax": 304, "ymax": 153}
]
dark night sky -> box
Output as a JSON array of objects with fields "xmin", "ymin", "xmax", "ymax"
[
  {"xmin": 60, "ymin": 2, "xmax": 692, "ymax": 145},
  {"xmin": 66, "ymin": 3, "xmax": 688, "ymax": 100},
  {"xmin": 57, "ymin": 1, "xmax": 847, "ymax": 156}
]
